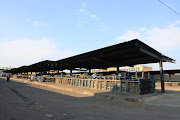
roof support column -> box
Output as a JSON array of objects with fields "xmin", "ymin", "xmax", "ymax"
[
  {"xmin": 88, "ymin": 69, "xmax": 91, "ymax": 75},
  {"xmin": 159, "ymin": 60, "xmax": 165, "ymax": 93},
  {"xmin": 70, "ymin": 70, "xmax": 72, "ymax": 76},
  {"xmin": 117, "ymin": 67, "xmax": 119, "ymax": 74}
]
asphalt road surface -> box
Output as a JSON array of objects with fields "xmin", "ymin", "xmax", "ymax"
[{"xmin": 0, "ymin": 78, "xmax": 180, "ymax": 120}]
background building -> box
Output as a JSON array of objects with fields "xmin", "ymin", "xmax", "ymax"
[
  {"xmin": 0, "ymin": 66, "xmax": 12, "ymax": 70},
  {"xmin": 91, "ymin": 65, "xmax": 152, "ymax": 73},
  {"xmin": 0, "ymin": 66, "xmax": 13, "ymax": 75}
]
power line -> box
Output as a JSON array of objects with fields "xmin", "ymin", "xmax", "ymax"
[{"xmin": 158, "ymin": 0, "xmax": 180, "ymax": 17}]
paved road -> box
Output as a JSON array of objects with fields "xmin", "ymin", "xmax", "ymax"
[{"xmin": 0, "ymin": 78, "xmax": 180, "ymax": 120}]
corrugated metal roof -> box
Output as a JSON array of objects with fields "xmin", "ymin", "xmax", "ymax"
[{"xmin": 8, "ymin": 39, "xmax": 175, "ymax": 73}]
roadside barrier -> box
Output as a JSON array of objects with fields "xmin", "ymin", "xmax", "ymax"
[
  {"xmin": 49, "ymin": 77, "xmax": 155, "ymax": 94},
  {"xmin": 14, "ymin": 75, "xmax": 155, "ymax": 95}
]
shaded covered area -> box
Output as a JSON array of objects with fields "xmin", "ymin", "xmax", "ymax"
[
  {"xmin": 7, "ymin": 39, "xmax": 175, "ymax": 73},
  {"xmin": 5, "ymin": 39, "xmax": 176, "ymax": 93},
  {"xmin": 55, "ymin": 39, "xmax": 175, "ymax": 70},
  {"xmin": 27, "ymin": 60, "xmax": 56, "ymax": 72},
  {"xmin": 5, "ymin": 60, "xmax": 56, "ymax": 74}
]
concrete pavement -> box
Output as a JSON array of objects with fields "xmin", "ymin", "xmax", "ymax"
[{"xmin": 1, "ymin": 77, "xmax": 180, "ymax": 120}]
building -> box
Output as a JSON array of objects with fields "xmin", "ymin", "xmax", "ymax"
[
  {"xmin": 91, "ymin": 65, "xmax": 152, "ymax": 73},
  {"xmin": 0, "ymin": 66, "xmax": 13, "ymax": 75},
  {"xmin": 119, "ymin": 65, "xmax": 152, "ymax": 72},
  {"xmin": 0, "ymin": 66, "xmax": 12, "ymax": 70}
]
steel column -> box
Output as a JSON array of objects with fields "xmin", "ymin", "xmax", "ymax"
[
  {"xmin": 88, "ymin": 69, "xmax": 91, "ymax": 75},
  {"xmin": 117, "ymin": 66, "xmax": 119, "ymax": 74},
  {"xmin": 159, "ymin": 60, "xmax": 165, "ymax": 93},
  {"xmin": 70, "ymin": 70, "xmax": 72, "ymax": 76}
]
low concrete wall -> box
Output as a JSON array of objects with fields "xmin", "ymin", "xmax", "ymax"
[{"xmin": 164, "ymin": 82, "xmax": 180, "ymax": 87}]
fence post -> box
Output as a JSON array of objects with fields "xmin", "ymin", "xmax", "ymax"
[
  {"xmin": 142, "ymin": 71, "xmax": 144, "ymax": 79},
  {"xmin": 114, "ymin": 81, "xmax": 117, "ymax": 92},
  {"xmin": 62, "ymin": 77, "xmax": 65, "ymax": 85},
  {"xmin": 135, "ymin": 72, "xmax": 137, "ymax": 79},
  {"xmin": 76, "ymin": 79, "xmax": 78, "ymax": 86},
  {"xmin": 84, "ymin": 80, "xmax": 86, "ymax": 87},
  {"xmin": 88, "ymin": 79, "xmax": 91, "ymax": 89},
  {"xmin": 82, "ymin": 80, "xmax": 84, "ymax": 87},
  {"xmin": 148, "ymin": 72, "xmax": 150, "ymax": 79},
  {"xmin": 95, "ymin": 80, "xmax": 98, "ymax": 89},
  {"xmin": 70, "ymin": 78, "xmax": 73, "ymax": 86},
  {"xmin": 109, "ymin": 81, "xmax": 112, "ymax": 91},
  {"xmin": 104, "ymin": 81, "xmax": 107, "ymax": 90},
  {"xmin": 55, "ymin": 78, "xmax": 59, "ymax": 84}
]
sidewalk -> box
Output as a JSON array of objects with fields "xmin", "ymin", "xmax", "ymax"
[{"xmin": 8, "ymin": 77, "xmax": 180, "ymax": 103}]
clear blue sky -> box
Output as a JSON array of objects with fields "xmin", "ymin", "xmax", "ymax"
[{"xmin": 0, "ymin": 0, "xmax": 180, "ymax": 70}]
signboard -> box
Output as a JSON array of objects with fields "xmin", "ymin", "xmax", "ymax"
[{"xmin": 119, "ymin": 68, "xmax": 140, "ymax": 72}]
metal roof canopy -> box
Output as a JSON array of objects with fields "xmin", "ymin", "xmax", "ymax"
[
  {"xmin": 6, "ymin": 60, "xmax": 55, "ymax": 73},
  {"xmin": 55, "ymin": 39, "xmax": 175, "ymax": 70},
  {"xmin": 11, "ymin": 39, "xmax": 176, "ymax": 72},
  {"xmin": 9, "ymin": 39, "xmax": 176, "ymax": 93},
  {"xmin": 11, "ymin": 39, "xmax": 175, "ymax": 73},
  {"xmin": 54, "ymin": 39, "xmax": 175, "ymax": 93},
  {"xmin": 28, "ymin": 60, "xmax": 55, "ymax": 72}
]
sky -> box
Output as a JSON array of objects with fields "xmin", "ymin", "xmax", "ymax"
[{"xmin": 0, "ymin": 0, "xmax": 180, "ymax": 70}]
